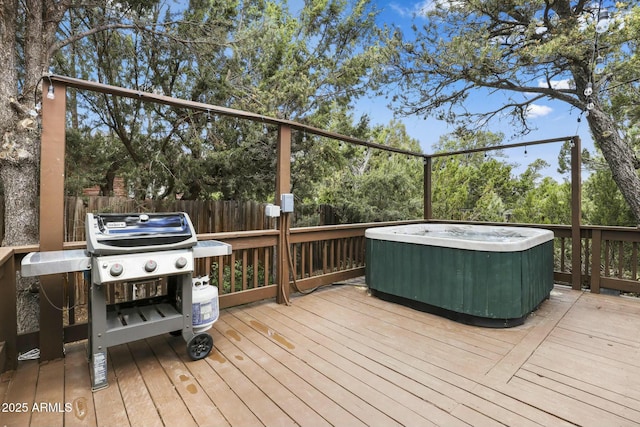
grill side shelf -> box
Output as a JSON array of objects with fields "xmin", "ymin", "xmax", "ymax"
[
  {"xmin": 21, "ymin": 250, "xmax": 91, "ymax": 277},
  {"xmin": 192, "ymin": 240, "xmax": 232, "ymax": 258}
]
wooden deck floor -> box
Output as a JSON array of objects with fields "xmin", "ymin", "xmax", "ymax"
[{"xmin": 2, "ymin": 281, "xmax": 640, "ymax": 427}]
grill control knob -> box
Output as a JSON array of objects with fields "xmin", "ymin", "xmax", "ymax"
[
  {"xmin": 144, "ymin": 260, "xmax": 157, "ymax": 272},
  {"xmin": 175, "ymin": 257, "xmax": 188, "ymax": 269},
  {"xmin": 109, "ymin": 263, "xmax": 124, "ymax": 277}
]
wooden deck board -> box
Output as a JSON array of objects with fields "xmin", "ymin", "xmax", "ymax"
[
  {"xmin": 295, "ymin": 287, "xmax": 495, "ymax": 380},
  {"xmin": 198, "ymin": 329, "xmax": 298, "ymax": 427},
  {"xmin": 483, "ymin": 287, "xmax": 582, "ymax": 384},
  {"xmin": 62, "ymin": 342, "xmax": 97, "ymax": 427},
  {"xmin": 526, "ymin": 340, "xmax": 640, "ymax": 401},
  {"xmin": 213, "ymin": 320, "xmax": 331, "ymax": 427},
  {"xmin": 261, "ymin": 298, "xmax": 470, "ymax": 426},
  {"xmin": 126, "ymin": 339, "xmax": 197, "ymax": 426},
  {"xmin": 92, "ymin": 351, "xmax": 130, "ymax": 427},
  {"xmin": 504, "ymin": 376, "xmax": 636, "ymax": 427},
  {"xmin": 216, "ymin": 315, "xmax": 367, "ymax": 427},
  {"xmin": 1, "ymin": 358, "xmax": 38, "ymax": 427},
  {"xmin": 226, "ymin": 308, "xmax": 402, "ymax": 427},
  {"xmin": 548, "ymin": 327, "xmax": 640, "ymax": 367},
  {"xmin": 29, "ymin": 358, "xmax": 65, "ymax": 427},
  {"xmin": 166, "ymin": 337, "xmax": 262, "ymax": 427},
  {"xmin": 108, "ymin": 343, "xmax": 164, "ymax": 427},
  {"xmin": 0, "ymin": 371, "xmax": 10, "ymax": 406},
  {"xmin": 2, "ymin": 282, "xmax": 640, "ymax": 427},
  {"xmin": 145, "ymin": 335, "xmax": 230, "ymax": 427},
  {"xmin": 516, "ymin": 367, "xmax": 640, "ymax": 423},
  {"xmin": 241, "ymin": 303, "xmax": 444, "ymax": 426},
  {"xmin": 236, "ymin": 305, "xmax": 454, "ymax": 426},
  {"xmin": 289, "ymin": 288, "xmax": 577, "ymax": 427},
  {"xmin": 239, "ymin": 302, "xmax": 462, "ymax": 413},
  {"xmin": 321, "ymin": 285, "xmax": 515, "ymax": 357}
]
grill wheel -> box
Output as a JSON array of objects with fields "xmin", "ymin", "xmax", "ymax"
[{"xmin": 187, "ymin": 332, "xmax": 214, "ymax": 360}]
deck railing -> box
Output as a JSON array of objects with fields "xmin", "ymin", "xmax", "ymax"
[{"xmin": 2, "ymin": 220, "xmax": 639, "ymax": 373}]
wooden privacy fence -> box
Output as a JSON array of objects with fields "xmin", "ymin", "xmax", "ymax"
[{"xmin": 64, "ymin": 197, "xmax": 275, "ymax": 241}]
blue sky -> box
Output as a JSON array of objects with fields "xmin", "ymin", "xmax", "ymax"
[{"xmin": 351, "ymin": 0, "xmax": 597, "ymax": 181}]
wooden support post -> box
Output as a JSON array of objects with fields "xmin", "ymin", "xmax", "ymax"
[
  {"xmin": 39, "ymin": 81, "xmax": 67, "ymax": 360},
  {"xmin": 0, "ymin": 251, "xmax": 17, "ymax": 371},
  {"xmin": 276, "ymin": 125, "xmax": 291, "ymax": 304},
  {"xmin": 571, "ymin": 136, "xmax": 582, "ymax": 290},
  {"xmin": 424, "ymin": 157, "xmax": 432, "ymax": 221},
  {"xmin": 590, "ymin": 229, "xmax": 601, "ymax": 294}
]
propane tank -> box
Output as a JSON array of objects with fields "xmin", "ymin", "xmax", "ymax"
[{"xmin": 192, "ymin": 276, "xmax": 219, "ymax": 333}]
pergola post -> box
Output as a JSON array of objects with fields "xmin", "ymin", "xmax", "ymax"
[
  {"xmin": 571, "ymin": 136, "xmax": 582, "ymax": 290},
  {"xmin": 276, "ymin": 125, "xmax": 292, "ymax": 304},
  {"xmin": 39, "ymin": 80, "xmax": 67, "ymax": 360},
  {"xmin": 0, "ymin": 251, "xmax": 16, "ymax": 370},
  {"xmin": 424, "ymin": 157, "xmax": 432, "ymax": 221}
]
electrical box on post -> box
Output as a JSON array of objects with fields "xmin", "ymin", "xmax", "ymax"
[
  {"xmin": 265, "ymin": 204, "xmax": 281, "ymax": 217},
  {"xmin": 280, "ymin": 193, "xmax": 294, "ymax": 213}
]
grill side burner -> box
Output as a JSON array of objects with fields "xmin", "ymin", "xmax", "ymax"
[{"xmin": 21, "ymin": 212, "xmax": 231, "ymax": 391}]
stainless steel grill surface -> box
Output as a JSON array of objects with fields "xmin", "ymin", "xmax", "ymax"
[{"xmin": 86, "ymin": 212, "xmax": 197, "ymax": 255}]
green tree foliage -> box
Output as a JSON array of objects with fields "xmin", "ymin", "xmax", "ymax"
[
  {"xmin": 583, "ymin": 163, "xmax": 636, "ymax": 226},
  {"xmin": 431, "ymin": 128, "xmax": 572, "ymax": 224},
  {"xmin": 57, "ymin": 0, "xmax": 383, "ymax": 202},
  {"xmin": 315, "ymin": 120, "xmax": 424, "ymax": 223},
  {"xmin": 383, "ymin": 0, "xmax": 640, "ymax": 222},
  {"xmin": 512, "ymin": 177, "xmax": 571, "ymax": 225}
]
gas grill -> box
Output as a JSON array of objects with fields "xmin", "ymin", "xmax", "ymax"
[{"xmin": 22, "ymin": 212, "xmax": 231, "ymax": 391}]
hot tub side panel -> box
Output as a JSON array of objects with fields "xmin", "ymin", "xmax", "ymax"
[
  {"xmin": 520, "ymin": 240, "xmax": 555, "ymax": 314},
  {"xmin": 366, "ymin": 239, "xmax": 553, "ymax": 321}
]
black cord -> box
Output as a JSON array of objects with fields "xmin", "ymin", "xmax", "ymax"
[
  {"xmin": 33, "ymin": 74, "xmax": 54, "ymax": 108},
  {"xmin": 283, "ymin": 214, "xmax": 325, "ymax": 297}
]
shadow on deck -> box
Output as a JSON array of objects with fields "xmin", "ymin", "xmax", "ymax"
[{"xmin": 2, "ymin": 280, "xmax": 640, "ymax": 427}]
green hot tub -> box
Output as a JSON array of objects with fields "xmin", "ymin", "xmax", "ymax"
[{"xmin": 365, "ymin": 224, "xmax": 554, "ymax": 327}]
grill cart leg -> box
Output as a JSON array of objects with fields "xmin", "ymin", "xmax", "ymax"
[{"xmin": 89, "ymin": 282, "xmax": 109, "ymax": 391}]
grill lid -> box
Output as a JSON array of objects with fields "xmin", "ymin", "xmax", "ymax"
[{"xmin": 86, "ymin": 212, "xmax": 197, "ymax": 255}]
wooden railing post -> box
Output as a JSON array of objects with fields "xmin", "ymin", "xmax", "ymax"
[
  {"xmin": 590, "ymin": 229, "xmax": 602, "ymax": 293},
  {"xmin": 276, "ymin": 124, "xmax": 291, "ymax": 304},
  {"xmin": 39, "ymin": 80, "xmax": 67, "ymax": 360},
  {"xmin": 424, "ymin": 157, "xmax": 432, "ymax": 221},
  {"xmin": 0, "ymin": 251, "xmax": 17, "ymax": 372},
  {"xmin": 570, "ymin": 136, "xmax": 582, "ymax": 290}
]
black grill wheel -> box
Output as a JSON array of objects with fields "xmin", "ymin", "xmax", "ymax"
[{"xmin": 187, "ymin": 333, "xmax": 213, "ymax": 360}]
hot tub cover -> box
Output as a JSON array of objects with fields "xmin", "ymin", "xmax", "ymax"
[{"xmin": 365, "ymin": 223, "xmax": 553, "ymax": 252}]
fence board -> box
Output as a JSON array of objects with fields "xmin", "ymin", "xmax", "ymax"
[{"xmin": 64, "ymin": 197, "xmax": 271, "ymax": 241}]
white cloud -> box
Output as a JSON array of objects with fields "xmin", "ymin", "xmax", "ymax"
[
  {"xmin": 389, "ymin": 3, "xmax": 411, "ymax": 17},
  {"xmin": 526, "ymin": 104, "xmax": 553, "ymax": 119},
  {"xmin": 390, "ymin": 1, "xmax": 433, "ymax": 17},
  {"xmin": 390, "ymin": 1, "xmax": 461, "ymax": 18},
  {"xmin": 537, "ymin": 78, "xmax": 574, "ymax": 90}
]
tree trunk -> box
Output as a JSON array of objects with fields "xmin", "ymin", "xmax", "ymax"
[
  {"xmin": 1, "ymin": 0, "xmax": 66, "ymax": 333},
  {"xmin": 1, "ymin": 0, "xmax": 40, "ymax": 333},
  {"xmin": 0, "ymin": 124, "xmax": 41, "ymax": 333},
  {"xmin": 589, "ymin": 107, "xmax": 640, "ymax": 224}
]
